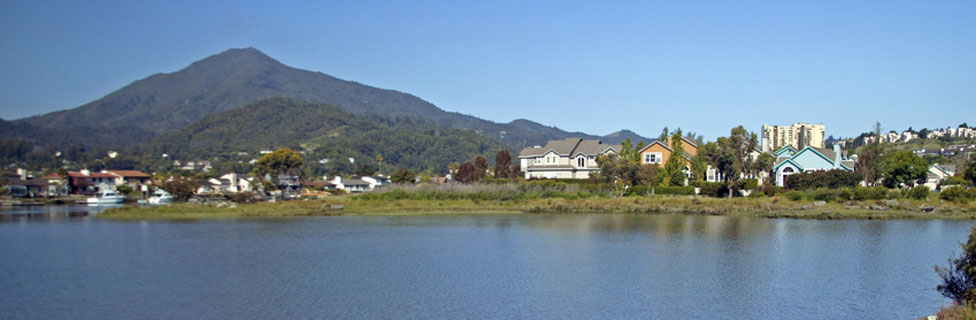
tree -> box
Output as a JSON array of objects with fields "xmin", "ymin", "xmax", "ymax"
[
  {"xmin": 937, "ymin": 226, "xmax": 976, "ymax": 305},
  {"xmin": 376, "ymin": 154, "xmax": 383, "ymax": 175},
  {"xmin": 456, "ymin": 162, "xmax": 477, "ymax": 183},
  {"xmin": 254, "ymin": 148, "xmax": 304, "ymax": 192},
  {"xmin": 390, "ymin": 167, "xmax": 416, "ymax": 184},
  {"xmin": 638, "ymin": 164, "xmax": 661, "ymax": 192},
  {"xmin": 662, "ymin": 131, "xmax": 686, "ymax": 186},
  {"xmin": 856, "ymin": 147, "xmax": 878, "ymax": 186},
  {"xmin": 689, "ymin": 154, "xmax": 708, "ymax": 183},
  {"xmin": 700, "ymin": 126, "xmax": 757, "ymax": 197},
  {"xmin": 474, "ymin": 155, "xmax": 488, "ymax": 180},
  {"xmin": 618, "ymin": 138, "xmax": 646, "ymax": 162},
  {"xmin": 595, "ymin": 153, "xmax": 642, "ymax": 196},
  {"xmin": 511, "ymin": 164, "xmax": 522, "ymax": 180},
  {"xmin": 658, "ymin": 127, "xmax": 670, "ymax": 144},
  {"xmin": 963, "ymin": 154, "xmax": 976, "ymax": 186},
  {"xmin": 879, "ymin": 149, "xmax": 928, "ymax": 188},
  {"xmin": 874, "ymin": 121, "xmax": 883, "ymax": 144},
  {"xmin": 752, "ymin": 152, "xmax": 776, "ymax": 184},
  {"xmin": 494, "ymin": 150, "xmax": 512, "ymax": 179},
  {"xmin": 160, "ymin": 178, "xmax": 196, "ymax": 202},
  {"xmin": 355, "ymin": 164, "xmax": 376, "ymax": 176}
]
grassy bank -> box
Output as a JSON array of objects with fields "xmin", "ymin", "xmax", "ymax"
[{"xmin": 99, "ymin": 194, "xmax": 976, "ymax": 220}]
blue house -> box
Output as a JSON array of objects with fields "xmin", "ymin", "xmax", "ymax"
[{"xmin": 773, "ymin": 145, "xmax": 854, "ymax": 186}]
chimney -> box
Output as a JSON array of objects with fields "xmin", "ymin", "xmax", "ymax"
[{"xmin": 833, "ymin": 144, "xmax": 842, "ymax": 169}]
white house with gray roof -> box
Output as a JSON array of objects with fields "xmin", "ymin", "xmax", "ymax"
[{"xmin": 518, "ymin": 138, "xmax": 621, "ymax": 179}]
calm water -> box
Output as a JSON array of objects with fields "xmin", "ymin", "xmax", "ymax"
[{"xmin": 0, "ymin": 210, "xmax": 972, "ymax": 319}]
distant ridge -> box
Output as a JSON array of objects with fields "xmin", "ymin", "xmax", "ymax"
[{"xmin": 13, "ymin": 47, "xmax": 652, "ymax": 149}]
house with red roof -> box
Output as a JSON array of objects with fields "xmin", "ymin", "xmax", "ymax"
[{"xmin": 43, "ymin": 169, "xmax": 151, "ymax": 195}]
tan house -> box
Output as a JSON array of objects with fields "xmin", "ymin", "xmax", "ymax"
[{"xmin": 638, "ymin": 137, "xmax": 698, "ymax": 167}]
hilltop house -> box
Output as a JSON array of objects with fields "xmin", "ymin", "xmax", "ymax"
[
  {"xmin": 772, "ymin": 145, "xmax": 855, "ymax": 186},
  {"xmin": 518, "ymin": 138, "xmax": 621, "ymax": 179}
]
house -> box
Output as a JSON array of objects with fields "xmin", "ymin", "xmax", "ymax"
[
  {"xmin": 327, "ymin": 176, "xmax": 387, "ymax": 192},
  {"xmin": 638, "ymin": 137, "xmax": 699, "ymax": 185},
  {"xmin": 216, "ymin": 173, "xmax": 254, "ymax": 193},
  {"xmin": 518, "ymin": 138, "xmax": 621, "ymax": 179},
  {"xmin": 43, "ymin": 169, "xmax": 118, "ymax": 195},
  {"xmin": 107, "ymin": 170, "xmax": 151, "ymax": 188},
  {"xmin": 923, "ymin": 164, "xmax": 956, "ymax": 190},
  {"xmin": 772, "ymin": 145, "xmax": 854, "ymax": 186},
  {"xmin": 639, "ymin": 137, "xmax": 698, "ymax": 166}
]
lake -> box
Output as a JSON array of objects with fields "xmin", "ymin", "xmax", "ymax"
[{"xmin": 0, "ymin": 209, "xmax": 971, "ymax": 319}]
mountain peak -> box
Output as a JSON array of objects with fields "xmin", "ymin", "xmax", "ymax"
[{"xmin": 187, "ymin": 47, "xmax": 281, "ymax": 70}]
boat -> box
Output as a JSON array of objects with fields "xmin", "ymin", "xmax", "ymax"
[
  {"xmin": 148, "ymin": 189, "xmax": 174, "ymax": 205},
  {"xmin": 86, "ymin": 190, "xmax": 126, "ymax": 204}
]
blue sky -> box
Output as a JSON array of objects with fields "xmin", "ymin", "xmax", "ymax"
[{"xmin": 1, "ymin": 0, "xmax": 974, "ymax": 140}]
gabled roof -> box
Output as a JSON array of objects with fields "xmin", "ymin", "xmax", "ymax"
[
  {"xmin": 637, "ymin": 140, "xmax": 669, "ymax": 153},
  {"xmin": 774, "ymin": 145, "xmax": 797, "ymax": 156},
  {"xmin": 519, "ymin": 138, "xmax": 621, "ymax": 158},
  {"xmin": 637, "ymin": 137, "xmax": 699, "ymax": 154},
  {"xmin": 774, "ymin": 146, "xmax": 853, "ymax": 171}
]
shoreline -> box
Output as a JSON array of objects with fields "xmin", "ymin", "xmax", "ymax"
[{"xmin": 98, "ymin": 196, "xmax": 976, "ymax": 220}]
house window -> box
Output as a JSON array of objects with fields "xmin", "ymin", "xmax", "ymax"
[
  {"xmin": 644, "ymin": 152, "xmax": 662, "ymax": 164},
  {"xmin": 577, "ymin": 157, "xmax": 585, "ymax": 167}
]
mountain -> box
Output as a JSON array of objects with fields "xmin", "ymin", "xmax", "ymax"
[
  {"xmin": 15, "ymin": 47, "xmax": 652, "ymax": 149},
  {"xmin": 138, "ymin": 98, "xmax": 506, "ymax": 174},
  {"xmin": 600, "ymin": 129, "xmax": 655, "ymax": 145}
]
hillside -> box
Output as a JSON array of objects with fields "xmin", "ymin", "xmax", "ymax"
[
  {"xmin": 137, "ymin": 98, "xmax": 506, "ymax": 174},
  {"xmin": 15, "ymin": 48, "xmax": 651, "ymax": 149},
  {"xmin": 0, "ymin": 117, "xmax": 153, "ymax": 150}
]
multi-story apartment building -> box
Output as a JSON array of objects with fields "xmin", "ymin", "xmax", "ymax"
[{"xmin": 761, "ymin": 122, "xmax": 826, "ymax": 153}]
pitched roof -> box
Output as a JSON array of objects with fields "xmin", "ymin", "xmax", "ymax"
[
  {"xmin": 109, "ymin": 170, "xmax": 151, "ymax": 178},
  {"xmin": 637, "ymin": 137, "xmax": 697, "ymax": 153},
  {"xmin": 811, "ymin": 147, "xmax": 837, "ymax": 162},
  {"xmin": 519, "ymin": 138, "xmax": 620, "ymax": 157}
]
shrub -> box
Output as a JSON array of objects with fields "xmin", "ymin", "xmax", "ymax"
[
  {"xmin": 698, "ymin": 182, "xmax": 729, "ymax": 198},
  {"xmin": 784, "ymin": 170, "xmax": 863, "ymax": 190},
  {"xmin": 737, "ymin": 179, "xmax": 759, "ymax": 191},
  {"xmin": 942, "ymin": 186, "xmax": 973, "ymax": 203},
  {"xmin": 759, "ymin": 184, "xmax": 784, "ymax": 197},
  {"xmin": 853, "ymin": 187, "xmax": 887, "ymax": 201},
  {"xmin": 937, "ymin": 226, "xmax": 976, "ymax": 305},
  {"xmin": 907, "ymin": 186, "xmax": 930, "ymax": 200},
  {"xmin": 812, "ymin": 188, "xmax": 834, "ymax": 201},
  {"xmin": 225, "ymin": 192, "xmax": 256, "ymax": 203},
  {"xmin": 782, "ymin": 190, "xmax": 805, "ymax": 201},
  {"xmin": 945, "ymin": 176, "xmax": 969, "ymax": 186},
  {"xmin": 654, "ymin": 185, "xmax": 695, "ymax": 196},
  {"xmin": 933, "ymin": 304, "xmax": 976, "ymax": 320}
]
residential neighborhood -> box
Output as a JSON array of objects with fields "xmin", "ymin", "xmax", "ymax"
[{"xmin": 3, "ymin": 121, "xmax": 975, "ymax": 204}]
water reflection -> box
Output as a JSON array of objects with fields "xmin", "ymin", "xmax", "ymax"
[{"xmin": 0, "ymin": 204, "xmax": 123, "ymax": 223}]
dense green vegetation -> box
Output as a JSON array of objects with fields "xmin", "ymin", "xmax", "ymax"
[{"xmin": 137, "ymin": 98, "xmax": 505, "ymax": 175}]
